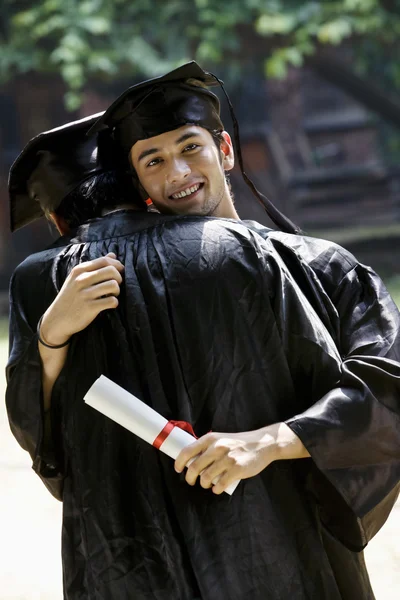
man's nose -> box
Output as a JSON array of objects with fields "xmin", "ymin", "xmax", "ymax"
[{"xmin": 167, "ymin": 158, "xmax": 191, "ymax": 184}]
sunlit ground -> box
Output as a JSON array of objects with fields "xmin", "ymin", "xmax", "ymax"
[{"xmin": 1, "ymin": 275, "xmax": 400, "ymax": 599}]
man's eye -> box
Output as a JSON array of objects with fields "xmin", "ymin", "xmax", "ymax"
[
  {"xmin": 183, "ymin": 143, "xmax": 199, "ymax": 152},
  {"xmin": 147, "ymin": 158, "xmax": 161, "ymax": 167}
]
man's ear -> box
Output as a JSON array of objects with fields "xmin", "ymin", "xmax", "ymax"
[
  {"xmin": 48, "ymin": 211, "xmax": 71, "ymax": 236},
  {"xmin": 220, "ymin": 131, "xmax": 234, "ymax": 172}
]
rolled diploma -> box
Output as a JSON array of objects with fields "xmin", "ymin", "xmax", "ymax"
[{"xmin": 84, "ymin": 375, "xmax": 239, "ymax": 495}]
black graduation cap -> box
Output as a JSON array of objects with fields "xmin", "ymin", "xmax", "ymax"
[
  {"xmin": 87, "ymin": 61, "xmax": 223, "ymax": 155},
  {"xmin": 87, "ymin": 61, "xmax": 300, "ymax": 234},
  {"xmin": 8, "ymin": 112, "xmax": 111, "ymax": 232}
]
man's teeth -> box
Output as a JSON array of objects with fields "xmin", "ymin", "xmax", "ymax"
[{"xmin": 172, "ymin": 184, "xmax": 200, "ymax": 199}]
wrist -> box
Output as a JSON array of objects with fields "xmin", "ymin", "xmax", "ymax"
[
  {"xmin": 40, "ymin": 313, "xmax": 71, "ymax": 347},
  {"xmin": 255, "ymin": 423, "xmax": 284, "ymax": 465},
  {"xmin": 259, "ymin": 422, "xmax": 309, "ymax": 462},
  {"xmin": 276, "ymin": 422, "xmax": 309, "ymax": 460}
]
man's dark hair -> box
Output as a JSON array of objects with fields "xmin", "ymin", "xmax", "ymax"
[{"xmin": 54, "ymin": 170, "xmax": 146, "ymax": 229}]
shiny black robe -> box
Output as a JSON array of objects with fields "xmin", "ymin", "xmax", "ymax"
[{"xmin": 6, "ymin": 212, "xmax": 400, "ymax": 599}]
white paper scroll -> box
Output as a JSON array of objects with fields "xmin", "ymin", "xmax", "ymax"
[{"xmin": 84, "ymin": 375, "xmax": 239, "ymax": 495}]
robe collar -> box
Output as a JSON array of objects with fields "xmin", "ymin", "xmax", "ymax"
[{"xmin": 70, "ymin": 210, "xmax": 201, "ymax": 243}]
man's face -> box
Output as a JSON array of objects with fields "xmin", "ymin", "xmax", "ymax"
[{"xmin": 129, "ymin": 125, "xmax": 235, "ymax": 217}]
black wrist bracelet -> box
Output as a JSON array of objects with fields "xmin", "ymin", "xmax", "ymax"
[{"xmin": 37, "ymin": 315, "xmax": 71, "ymax": 349}]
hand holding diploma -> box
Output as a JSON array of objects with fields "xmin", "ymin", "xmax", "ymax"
[
  {"xmin": 174, "ymin": 422, "xmax": 308, "ymax": 495},
  {"xmin": 84, "ymin": 375, "xmax": 240, "ymax": 495}
]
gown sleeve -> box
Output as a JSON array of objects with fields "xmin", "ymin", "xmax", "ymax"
[
  {"xmin": 284, "ymin": 260, "xmax": 400, "ymax": 550},
  {"xmin": 5, "ymin": 258, "xmax": 65, "ymax": 501}
]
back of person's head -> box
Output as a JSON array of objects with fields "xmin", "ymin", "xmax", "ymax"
[
  {"xmin": 55, "ymin": 169, "xmax": 146, "ymax": 230},
  {"xmin": 8, "ymin": 113, "xmax": 145, "ymax": 233}
]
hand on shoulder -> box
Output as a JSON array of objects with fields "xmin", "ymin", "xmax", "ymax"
[{"xmin": 39, "ymin": 252, "xmax": 124, "ymax": 345}]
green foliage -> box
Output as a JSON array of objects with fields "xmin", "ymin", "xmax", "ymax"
[
  {"xmin": 0, "ymin": 318, "xmax": 8, "ymax": 341},
  {"xmin": 385, "ymin": 275, "xmax": 400, "ymax": 308},
  {"xmin": 1, "ymin": 0, "xmax": 400, "ymax": 107}
]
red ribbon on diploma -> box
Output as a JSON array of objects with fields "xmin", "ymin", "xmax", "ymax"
[{"xmin": 153, "ymin": 420, "xmax": 198, "ymax": 450}]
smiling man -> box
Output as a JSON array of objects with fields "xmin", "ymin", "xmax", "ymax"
[
  {"xmin": 82, "ymin": 62, "xmax": 400, "ymax": 599},
  {"xmin": 89, "ymin": 62, "xmax": 297, "ymax": 233},
  {"xmin": 132, "ymin": 125, "xmax": 237, "ymax": 218}
]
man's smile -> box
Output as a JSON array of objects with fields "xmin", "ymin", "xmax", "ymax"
[{"xmin": 169, "ymin": 182, "xmax": 204, "ymax": 200}]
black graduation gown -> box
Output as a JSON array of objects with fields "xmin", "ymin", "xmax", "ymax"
[{"xmin": 6, "ymin": 212, "xmax": 400, "ymax": 600}]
